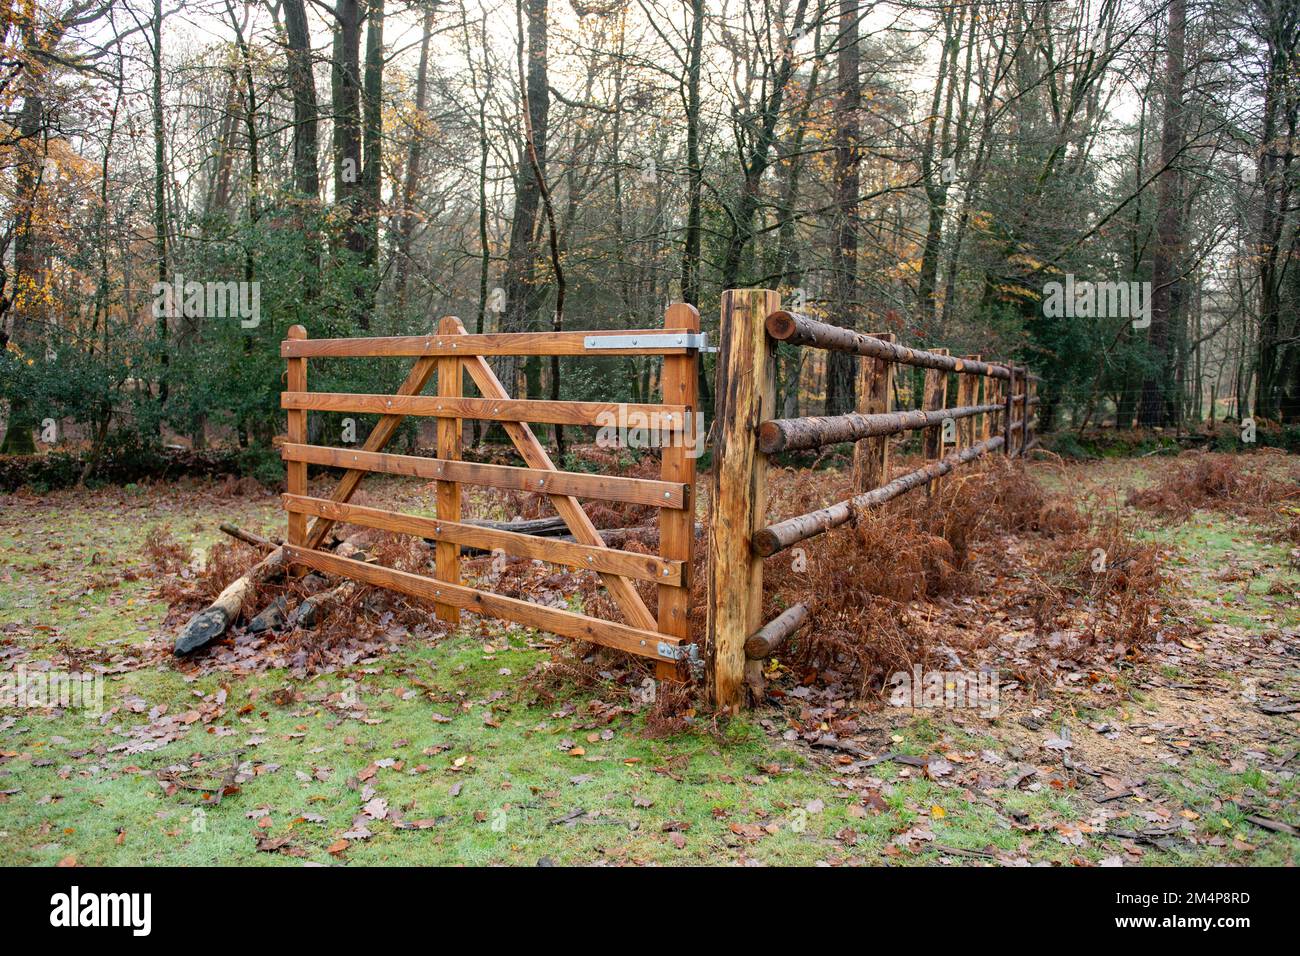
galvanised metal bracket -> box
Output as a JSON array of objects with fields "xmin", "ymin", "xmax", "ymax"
[
  {"xmin": 657, "ymin": 641, "xmax": 700, "ymax": 663},
  {"xmin": 584, "ymin": 332, "xmax": 712, "ymax": 352}
]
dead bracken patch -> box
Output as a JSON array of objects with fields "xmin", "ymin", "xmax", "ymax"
[
  {"xmin": 1126, "ymin": 450, "xmax": 1300, "ymax": 523},
  {"xmin": 756, "ymin": 458, "xmax": 1162, "ymax": 698}
]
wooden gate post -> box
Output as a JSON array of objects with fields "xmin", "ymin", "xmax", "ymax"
[
  {"xmin": 708, "ymin": 289, "xmax": 779, "ymax": 713},
  {"xmin": 435, "ymin": 316, "xmax": 463, "ymax": 623},
  {"xmin": 852, "ymin": 332, "xmax": 896, "ymax": 493},
  {"xmin": 286, "ymin": 325, "xmax": 308, "ymax": 547},
  {"xmin": 923, "ymin": 349, "xmax": 949, "ymax": 496},
  {"xmin": 658, "ymin": 303, "xmax": 700, "ymax": 681}
]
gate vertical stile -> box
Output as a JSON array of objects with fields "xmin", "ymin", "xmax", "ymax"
[
  {"xmin": 657, "ymin": 303, "xmax": 700, "ymax": 681},
  {"xmin": 435, "ymin": 316, "xmax": 463, "ymax": 624},
  {"xmin": 286, "ymin": 325, "xmax": 308, "ymax": 549}
]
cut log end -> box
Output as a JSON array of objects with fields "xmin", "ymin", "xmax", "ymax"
[
  {"xmin": 765, "ymin": 310, "xmax": 797, "ymax": 341},
  {"xmin": 174, "ymin": 607, "xmax": 233, "ymax": 656},
  {"xmin": 756, "ymin": 420, "xmax": 785, "ymax": 455},
  {"xmin": 751, "ymin": 528, "xmax": 781, "ymax": 558},
  {"xmin": 745, "ymin": 602, "xmax": 809, "ymax": 659}
]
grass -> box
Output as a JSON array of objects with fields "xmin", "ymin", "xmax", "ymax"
[{"xmin": 2, "ymin": 466, "xmax": 1298, "ymax": 866}]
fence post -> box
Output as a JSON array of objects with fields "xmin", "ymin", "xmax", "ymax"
[
  {"xmin": 708, "ymin": 288, "xmax": 779, "ymax": 713},
  {"xmin": 923, "ymin": 348, "xmax": 949, "ymax": 495},
  {"xmin": 286, "ymin": 325, "xmax": 308, "ymax": 548},
  {"xmin": 852, "ymin": 332, "xmax": 895, "ymax": 493},
  {"xmin": 979, "ymin": 364, "xmax": 993, "ymax": 443},
  {"xmin": 1004, "ymin": 365, "xmax": 1019, "ymax": 457},
  {"xmin": 658, "ymin": 303, "xmax": 700, "ymax": 682},
  {"xmin": 1022, "ymin": 375, "xmax": 1034, "ymax": 455},
  {"xmin": 435, "ymin": 315, "xmax": 463, "ymax": 624},
  {"xmin": 958, "ymin": 354, "xmax": 979, "ymax": 452}
]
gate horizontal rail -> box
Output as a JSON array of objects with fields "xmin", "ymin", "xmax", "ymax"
[
  {"xmin": 281, "ymin": 328, "xmax": 703, "ymax": 358},
  {"xmin": 282, "ymin": 391, "xmax": 688, "ymax": 429},
  {"xmin": 285, "ymin": 545, "xmax": 682, "ymax": 660},
  {"xmin": 283, "ymin": 494, "xmax": 681, "ymax": 584},
  {"xmin": 281, "ymin": 443, "xmax": 688, "ymax": 507}
]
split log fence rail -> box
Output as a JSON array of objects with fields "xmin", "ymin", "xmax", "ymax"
[{"xmin": 175, "ymin": 289, "xmax": 1037, "ymax": 711}]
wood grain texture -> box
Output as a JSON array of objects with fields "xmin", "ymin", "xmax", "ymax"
[
  {"xmin": 281, "ymin": 329, "xmax": 697, "ymax": 358},
  {"xmin": 285, "ymin": 326, "xmax": 308, "ymax": 548},
  {"xmin": 957, "ymin": 355, "xmax": 980, "ymax": 451},
  {"xmin": 656, "ymin": 303, "xmax": 700, "ymax": 681},
  {"xmin": 745, "ymin": 602, "xmax": 808, "ymax": 659},
  {"xmin": 282, "ymin": 392, "xmax": 687, "ymax": 430},
  {"xmin": 766, "ymin": 312, "xmax": 1012, "ymax": 379},
  {"xmin": 281, "ymin": 495, "xmax": 680, "ymax": 584},
  {"xmin": 435, "ymin": 315, "xmax": 462, "ymax": 624},
  {"xmin": 923, "ymin": 348, "xmax": 949, "ymax": 496},
  {"xmin": 280, "ymin": 443, "xmax": 687, "ymax": 508},
  {"xmin": 285, "ymin": 546, "xmax": 678, "ymax": 660},
  {"xmin": 708, "ymin": 289, "xmax": 779, "ymax": 713},
  {"xmin": 851, "ymin": 332, "xmax": 895, "ymax": 494}
]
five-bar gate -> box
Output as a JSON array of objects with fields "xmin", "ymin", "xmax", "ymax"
[{"xmin": 279, "ymin": 306, "xmax": 702, "ymax": 680}]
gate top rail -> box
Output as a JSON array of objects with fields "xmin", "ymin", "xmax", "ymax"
[{"xmin": 282, "ymin": 328, "xmax": 704, "ymax": 359}]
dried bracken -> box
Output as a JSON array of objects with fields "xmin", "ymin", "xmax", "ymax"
[{"xmin": 1127, "ymin": 451, "xmax": 1300, "ymax": 523}]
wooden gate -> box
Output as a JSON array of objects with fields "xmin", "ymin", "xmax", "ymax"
[{"xmin": 279, "ymin": 306, "xmax": 702, "ymax": 679}]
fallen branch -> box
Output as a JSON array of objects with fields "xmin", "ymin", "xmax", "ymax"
[{"xmin": 219, "ymin": 522, "xmax": 281, "ymax": 552}]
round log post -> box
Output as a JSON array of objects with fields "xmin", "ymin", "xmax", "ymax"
[
  {"xmin": 923, "ymin": 349, "xmax": 949, "ymax": 496},
  {"xmin": 708, "ymin": 289, "xmax": 779, "ymax": 714},
  {"xmin": 852, "ymin": 333, "xmax": 895, "ymax": 493}
]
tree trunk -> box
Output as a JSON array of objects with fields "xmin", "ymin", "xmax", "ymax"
[
  {"xmin": 283, "ymin": 0, "xmax": 320, "ymax": 200},
  {"xmin": 1138, "ymin": 0, "xmax": 1186, "ymax": 428},
  {"xmin": 825, "ymin": 0, "xmax": 861, "ymax": 416},
  {"xmin": 496, "ymin": 0, "xmax": 550, "ymax": 399},
  {"xmin": 395, "ymin": 7, "xmax": 435, "ymax": 315}
]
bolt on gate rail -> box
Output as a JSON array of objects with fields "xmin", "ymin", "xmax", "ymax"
[
  {"xmin": 707, "ymin": 289, "xmax": 1038, "ymax": 712},
  {"xmin": 279, "ymin": 305, "xmax": 703, "ymax": 681}
]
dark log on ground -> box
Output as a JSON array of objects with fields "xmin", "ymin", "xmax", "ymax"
[
  {"xmin": 219, "ymin": 522, "xmax": 281, "ymax": 552},
  {"xmin": 443, "ymin": 522, "xmax": 703, "ymax": 557},
  {"xmin": 247, "ymin": 595, "xmax": 290, "ymax": 633},
  {"xmin": 752, "ymin": 436, "xmax": 1005, "ymax": 556},
  {"xmin": 295, "ymin": 581, "xmax": 358, "ymax": 627},
  {"xmin": 758, "ymin": 403, "xmax": 1002, "ymax": 454},
  {"xmin": 766, "ymin": 311, "xmax": 1012, "ymax": 380},
  {"xmin": 174, "ymin": 547, "xmax": 287, "ymax": 654},
  {"xmin": 745, "ymin": 602, "xmax": 808, "ymax": 659},
  {"xmin": 465, "ymin": 516, "xmax": 570, "ymax": 536}
]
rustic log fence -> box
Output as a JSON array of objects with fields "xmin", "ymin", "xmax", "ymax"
[
  {"xmin": 243, "ymin": 289, "xmax": 1036, "ymax": 713},
  {"xmin": 707, "ymin": 289, "xmax": 1039, "ymax": 712}
]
